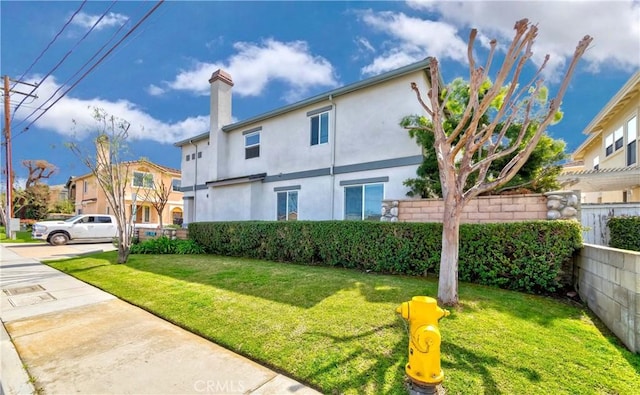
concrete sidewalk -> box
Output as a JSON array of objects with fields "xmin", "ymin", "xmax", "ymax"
[{"xmin": 0, "ymin": 243, "xmax": 321, "ymax": 395}]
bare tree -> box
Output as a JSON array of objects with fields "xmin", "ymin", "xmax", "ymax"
[
  {"xmin": 140, "ymin": 176, "xmax": 172, "ymax": 230},
  {"xmin": 22, "ymin": 160, "xmax": 57, "ymax": 189},
  {"xmin": 68, "ymin": 108, "xmax": 138, "ymax": 264},
  {"xmin": 404, "ymin": 19, "xmax": 592, "ymax": 305}
]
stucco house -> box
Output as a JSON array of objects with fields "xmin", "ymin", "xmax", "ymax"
[
  {"xmin": 559, "ymin": 71, "xmax": 640, "ymax": 203},
  {"xmin": 67, "ymin": 160, "xmax": 184, "ymax": 227},
  {"xmin": 174, "ymin": 59, "xmax": 435, "ymax": 224}
]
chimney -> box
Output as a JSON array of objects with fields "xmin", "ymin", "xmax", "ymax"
[
  {"xmin": 209, "ymin": 69, "xmax": 233, "ymax": 131},
  {"xmin": 209, "ymin": 69, "xmax": 233, "ymax": 181}
]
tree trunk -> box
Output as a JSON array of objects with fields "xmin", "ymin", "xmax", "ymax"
[
  {"xmin": 438, "ymin": 188, "xmax": 462, "ymax": 306},
  {"xmin": 117, "ymin": 244, "xmax": 130, "ymax": 264}
]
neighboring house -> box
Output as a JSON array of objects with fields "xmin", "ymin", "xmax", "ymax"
[
  {"xmin": 174, "ymin": 59, "xmax": 435, "ymax": 224},
  {"xmin": 67, "ymin": 160, "xmax": 184, "ymax": 227},
  {"xmin": 559, "ymin": 71, "xmax": 640, "ymax": 203},
  {"xmin": 47, "ymin": 184, "xmax": 69, "ymax": 211}
]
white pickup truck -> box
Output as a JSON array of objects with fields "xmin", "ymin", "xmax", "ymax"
[{"xmin": 32, "ymin": 214, "xmax": 118, "ymax": 245}]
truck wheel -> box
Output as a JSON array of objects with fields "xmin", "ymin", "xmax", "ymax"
[{"xmin": 49, "ymin": 233, "xmax": 69, "ymax": 246}]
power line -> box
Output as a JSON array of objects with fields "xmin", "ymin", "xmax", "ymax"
[
  {"xmin": 14, "ymin": 0, "xmax": 165, "ymax": 138},
  {"xmin": 11, "ymin": 1, "xmax": 118, "ymax": 122},
  {"xmin": 13, "ymin": 4, "xmax": 133, "ymax": 131},
  {"xmin": 10, "ymin": 0, "xmax": 88, "ymax": 91}
]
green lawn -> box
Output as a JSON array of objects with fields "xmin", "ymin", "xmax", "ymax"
[
  {"xmin": 48, "ymin": 253, "xmax": 640, "ymax": 394},
  {"xmin": 0, "ymin": 227, "xmax": 39, "ymax": 243}
]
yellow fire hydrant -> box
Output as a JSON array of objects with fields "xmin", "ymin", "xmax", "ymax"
[{"xmin": 396, "ymin": 296, "xmax": 449, "ymax": 395}]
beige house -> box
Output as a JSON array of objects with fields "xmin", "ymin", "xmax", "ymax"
[
  {"xmin": 560, "ymin": 71, "xmax": 640, "ymax": 203},
  {"xmin": 67, "ymin": 160, "xmax": 183, "ymax": 227}
]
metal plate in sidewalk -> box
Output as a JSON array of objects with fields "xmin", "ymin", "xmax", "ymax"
[
  {"xmin": 3, "ymin": 284, "xmax": 45, "ymax": 296},
  {"xmin": 8, "ymin": 293, "xmax": 57, "ymax": 307}
]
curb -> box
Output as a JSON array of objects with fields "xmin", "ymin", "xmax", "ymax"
[{"xmin": 0, "ymin": 321, "xmax": 36, "ymax": 395}]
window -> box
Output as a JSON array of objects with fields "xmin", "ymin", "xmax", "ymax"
[
  {"xmin": 185, "ymin": 154, "xmax": 190, "ymax": 162},
  {"xmin": 593, "ymin": 156, "xmax": 599, "ymax": 170},
  {"xmin": 133, "ymin": 171, "xmax": 154, "ymax": 188},
  {"xmin": 197, "ymin": 151, "xmax": 202, "ymax": 159},
  {"xmin": 172, "ymin": 179, "xmax": 181, "ymax": 191},
  {"xmin": 277, "ymin": 191, "xmax": 298, "ymax": 221},
  {"xmin": 344, "ymin": 183, "xmax": 384, "ymax": 221},
  {"xmin": 627, "ymin": 116, "xmax": 637, "ymax": 166},
  {"xmin": 191, "ymin": 153, "xmax": 195, "ymax": 160},
  {"xmin": 605, "ymin": 133, "xmax": 614, "ymax": 156},
  {"xmin": 310, "ymin": 112, "xmax": 329, "ymax": 145},
  {"xmin": 245, "ymin": 132, "xmax": 260, "ymax": 159},
  {"xmin": 143, "ymin": 206, "xmax": 150, "ymax": 223},
  {"xmin": 96, "ymin": 216, "xmax": 112, "ymax": 224},
  {"xmin": 614, "ymin": 126, "xmax": 624, "ymax": 151}
]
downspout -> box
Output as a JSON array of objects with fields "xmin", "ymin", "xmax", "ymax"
[
  {"xmin": 190, "ymin": 139, "xmax": 198, "ymax": 225},
  {"xmin": 329, "ymin": 95, "xmax": 337, "ymax": 220}
]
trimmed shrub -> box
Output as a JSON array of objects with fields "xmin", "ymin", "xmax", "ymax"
[
  {"xmin": 189, "ymin": 220, "xmax": 582, "ymax": 294},
  {"xmin": 608, "ymin": 216, "xmax": 640, "ymax": 252},
  {"xmin": 130, "ymin": 237, "xmax": 205, "ymax": 255}
]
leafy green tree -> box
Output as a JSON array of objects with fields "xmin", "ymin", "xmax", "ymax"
[
  {"xmin": 404, "ymin": 78, "xmax": 567, "ymax": 198},
  {"xmin": 401, "ymin": 19, "xmax": 591, "ymax": 305},
  {"xmin": 50, "ymin": 199, "xmax": 75, "ymax": 214},
  {"xmin": 13, "ymin": 184, "xmax": 50, "ymax": 221}
]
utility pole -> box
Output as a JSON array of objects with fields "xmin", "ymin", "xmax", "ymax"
[{"xmin": 2, "ymin": 75, "xmax": 38, "ymax": 239}]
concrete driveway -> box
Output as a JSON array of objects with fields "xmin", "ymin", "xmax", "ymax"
[{"xmin": 2, "ymin": 241, "xmax": 116, "ymax": 261}]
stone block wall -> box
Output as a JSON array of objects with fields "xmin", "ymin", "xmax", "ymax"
[
  {"xmin": 575, "ymin": 244, "xmax": 640, "ymax": 353},
  {"xmin": 136, "ymin": 228, "xmax": 189, "ymax": 242},
  {"xmin": 387, "ymin": 194, "xmax": 548, "ymax": 223}
]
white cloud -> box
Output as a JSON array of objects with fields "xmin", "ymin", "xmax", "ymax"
[
  {"xmin": 160, "ymin": 39, "xmax": 338, "ymax": 102},
  {"xmin": 71, "ymin": 11, "xmax": 128, "ymax": 31},
  {"xmin": 146, "ymin": 84, "xmax": 165, "ymax": 96},
  {"xmin": 15, "ymin": 75, "xmax": 208, "ymax": 144},
  {"xmin": 358, "ymin": 10, "xmax": 468, "ymax": 75},
  {"xmin": 355, "ymin": 37, "xmax": 375, "ymax": 53},
  {"xmin": 405, "ymin": 0, "xmax": 640, "ymax": 78}
]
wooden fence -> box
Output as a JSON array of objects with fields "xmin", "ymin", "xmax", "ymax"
[{"xmin": 581, "ymin": 203, "xmax": 640, "ymax": 245}]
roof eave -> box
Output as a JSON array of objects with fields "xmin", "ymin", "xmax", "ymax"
[
  {"xmin": 174, "ymin": 131, "xmax": 210, "ymax": 147},
  {"xmin": 221, "ymin": 57, "xmax": 433, "ymax": 133},
  {"xmin": 581, "ymin": 71, "xmax": 640, "ymax": 135}
]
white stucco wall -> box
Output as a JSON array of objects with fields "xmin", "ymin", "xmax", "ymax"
[
  {"xmin": 217, "ymin": 69, "xmax": 428, "ymax": 181},
  {"xmin": 179, "ymin": 65, "xmax": 431, "ymax": 223}
]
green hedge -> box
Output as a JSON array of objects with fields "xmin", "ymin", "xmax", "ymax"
[
  {"xmin": 188, "ymin": 220, "xmax": 582, "ymax": 294},
  {"xmin": 130, "ymin": 237, "xmax": 205, "ymax": 255},
  {"xmin": 608, "ymin": 216, "xmax": 640, "ymax": 252}
]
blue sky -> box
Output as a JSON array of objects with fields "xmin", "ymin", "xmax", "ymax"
[{"xmin": 1, "ymin": 0, "xmax": 639, "ymax": 187}]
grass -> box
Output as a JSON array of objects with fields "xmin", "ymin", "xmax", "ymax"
[
  {"xmin": 0, "ymin": 226, "xmax": 39, "ymax": 243},
  {"xmin": 48, "ymin": 253, "xmax": 640, "ymax": 394}
]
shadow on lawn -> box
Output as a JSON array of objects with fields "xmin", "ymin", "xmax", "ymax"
[
  {"xmin": 305, "ymin": 322, "xmax": 408, "ymax": 394},
  {"xmin": 127, "ymin": 255, "xmax": 357, "ymax": 309}
]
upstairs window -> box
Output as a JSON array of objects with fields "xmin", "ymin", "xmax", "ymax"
[
  {"xmin": 605, "ymin": 134, "xmax": 614, "ymax": 156},
  {"xmin": 628, "ymin": 116, "xmax": 637, "ymax": 166},
  {"xmin": 614, "ymin": 126, "xmax": 624, "ymax": 151},
  {"xmin": 172, "ymin": 179, "xmax": 181, "ymax": 192},
  {"xmin": 185, "ymin": 154, "xmax": 190, "ymax": 162},
  {"xmin": 133, "ymin": 171, "xmax": 154, "ymax": 188},
  {"xmin": 245, "ymin": 132, "xmax": 260, "ymax": 159},
  {"xmin": 310, "ymin": 112, "xmax": 329, "ymax": 145},
  {"xmin": 197, "ymin": 151, "xmax": 202, "ymax": 159}
]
